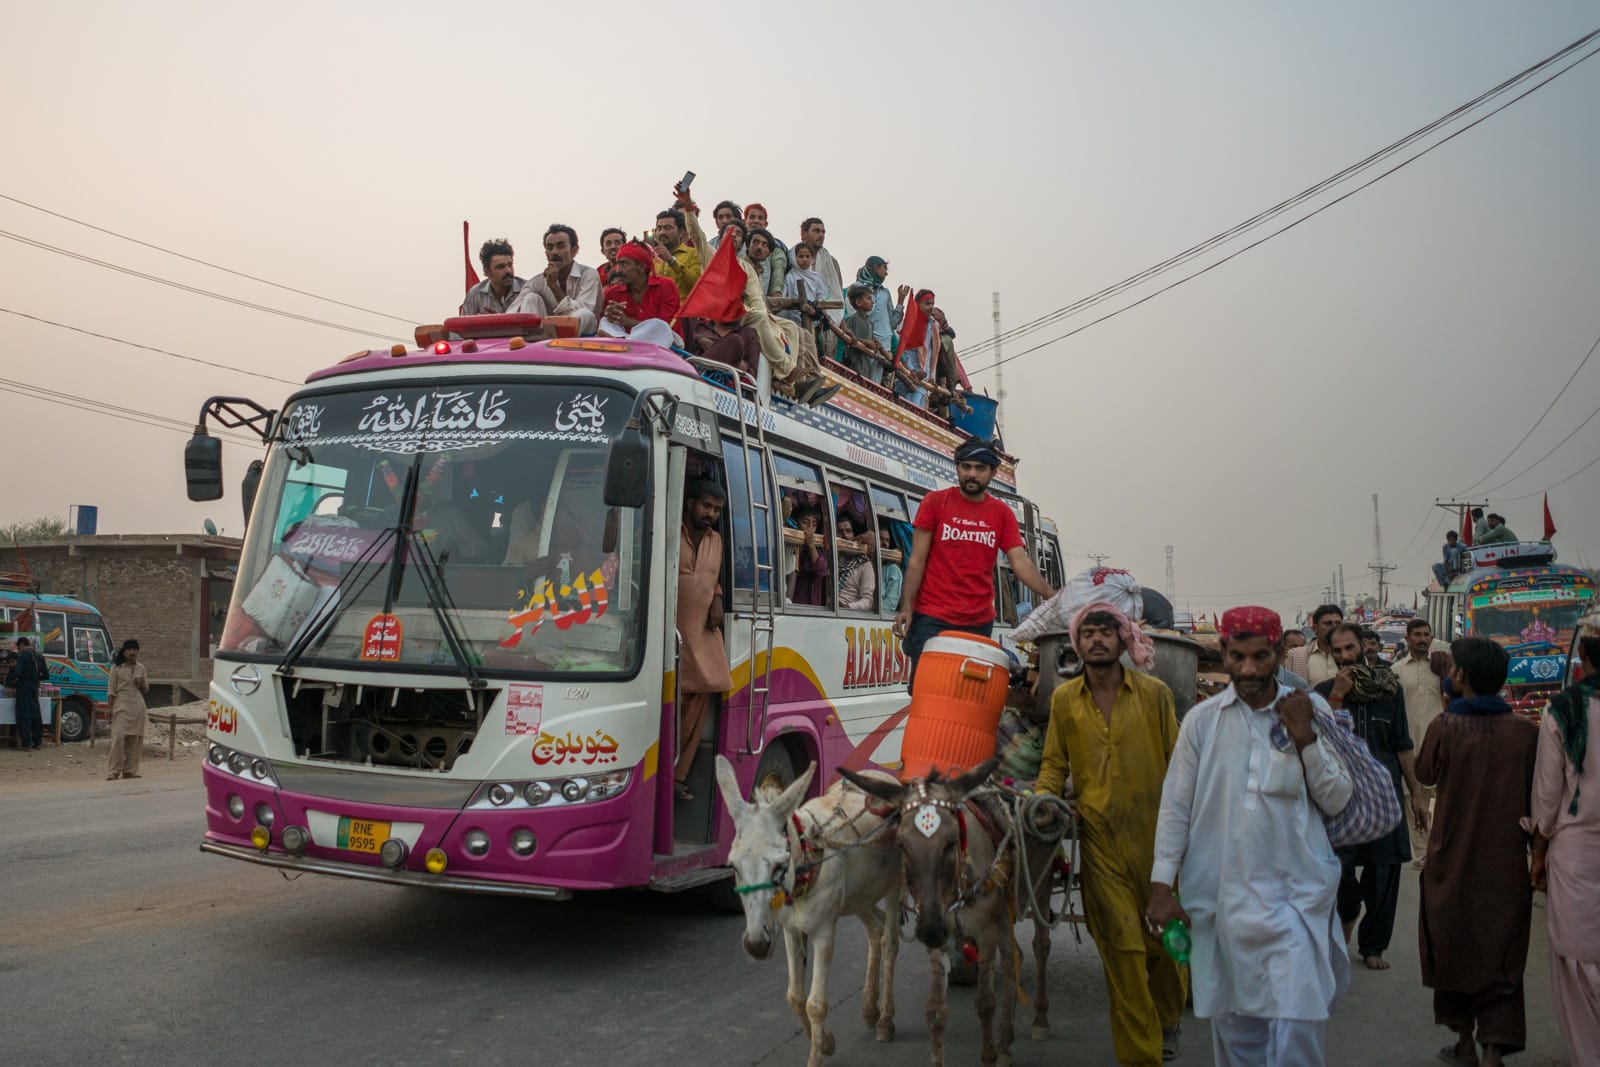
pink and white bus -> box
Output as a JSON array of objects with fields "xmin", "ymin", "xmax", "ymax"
[{"xmin": 184, "ymin": 316, "xmax": 1064, "ymax": 901}]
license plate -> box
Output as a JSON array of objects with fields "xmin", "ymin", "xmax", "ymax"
[{"xmin": 336, "ymin": 817, "xmax": 390, "ymax": 854}]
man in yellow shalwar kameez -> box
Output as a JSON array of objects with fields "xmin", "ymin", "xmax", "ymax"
[{"xmin": 1036, "ymin": 601, "xmax": 1187, "ymax": 1065}]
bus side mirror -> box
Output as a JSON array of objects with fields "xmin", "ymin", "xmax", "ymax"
[
  {"xmin": 185, "ymin": 430, "xmax": 224, "ymax": 501},
  {"xmin": 603, "ymin": 419, "xmax": 650, "ymax": 509},
  {"xmin": 241, "ymin": 460, "xmax": 264, "ymax": 526}
]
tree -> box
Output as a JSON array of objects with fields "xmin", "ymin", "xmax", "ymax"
[{"xmin": 0, "ymin": 516, "xmax": 71, "ymax": 544}]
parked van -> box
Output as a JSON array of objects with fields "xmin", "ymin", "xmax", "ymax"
[{"xmin": 0, "ymin": 579, "xmax": 113, "ymax": 743}]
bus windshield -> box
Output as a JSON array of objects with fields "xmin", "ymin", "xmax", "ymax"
[
  {"xmin": 219, "ymin": 381, "xmax": 645, "ymax": 677},
  {"xmin": 1470, "ymin": 595, "xmax": 1591, "ymax": 654}
]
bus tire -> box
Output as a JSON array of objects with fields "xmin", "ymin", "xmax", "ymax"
[
  {"xmin": 703, "ymin": 743, "xmax": 799, "ymax": 914},
  {"xmin": 58, "ymin": 697, "xmax": 92, "ymax": 744}
]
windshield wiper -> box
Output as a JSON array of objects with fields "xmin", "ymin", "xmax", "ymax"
[
  {"xmin": 405, "ymin": 530, "xmax": 485, "ymax": 690},
  {"xmin": 278, "ymin": 528, "xmax": 397, "ymax": 676}
]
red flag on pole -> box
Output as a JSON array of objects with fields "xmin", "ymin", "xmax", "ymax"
[
  {"xmin": 463, "ymin": 221, "xmax": 480, "ymax": 294},
  {"xmin": 1543, "ymin": 493, "xmax": 1557, "ymax": 541},
  {"xmin": 895, "ymin": 297, "xmax": 929, "ymax": 372},
  {"xmin": 676, "ymin": 228, "xmax": 746, "ymax": 324},
  {"xmin": 1460, "ymin": 506, "xmax": 1473, "ymax": 548}
]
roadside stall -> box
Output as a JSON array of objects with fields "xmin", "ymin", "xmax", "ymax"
[{"xmin": 1, "ymin": 626, "xmax": 59, "ymax": 747}]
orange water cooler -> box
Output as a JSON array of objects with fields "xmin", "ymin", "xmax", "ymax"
[{"xmin": 899, "ymin": 631, "xmax": 1013, "ymax": 781}]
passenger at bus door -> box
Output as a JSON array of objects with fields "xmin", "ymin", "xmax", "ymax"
[
  {"xmin": 676, "ymin": 481, "xmax": 733, "ymax": 800},
  {"xmin": 836, "ymin": 518, "xmax": 876, "ymax": 612},
  {"xmin": 787, "ymin": 507, "xmax": 830, "ymax": 608}
]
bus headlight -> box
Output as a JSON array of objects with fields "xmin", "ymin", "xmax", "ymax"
[
  {"xmin": 488, "ymin": 783, "xmax": 515, "ymax": 806},
  {"xmin": 229, "ymin": 752, "xmax": 249, "ymax": 775},
  {"xmin": 227, "ymin": 794, "xmax": 245, "ymax": 820},
  {"xmin": 561, "ymin": 778, "xmax": 590, "ymax": 803},
  {"xmin": 208, "ymin": 744, "xmax": 227, "ymax": 767},
  {"xmin": 380, "ymin": 839, "xmax": 409, "ymax": 868},
  {"xmin": 510, "ymin": 829, "xmax": 537, "ymax": 856},
  {"xmin": 463, "ymin": 830, "xmax": 491, "ymax": 857},
  {"xmin": 524, "ymin": 781, "xmax": 553, "ymax": 806},
  {"xmin": 254, "ymin": 803, "xmax": 275, "ymax": 827},
  {"xmin": 281, "ymin": 825, "xmax": 309, "ymax": 855}
]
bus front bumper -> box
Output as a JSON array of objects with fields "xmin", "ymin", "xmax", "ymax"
[{"xmin": 198, "ymin": 839, "xmax": 573, "ymax": 900}]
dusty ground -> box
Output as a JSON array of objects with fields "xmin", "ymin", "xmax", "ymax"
[{"xmin": 0, "ymin": 698, "xmax": 207, "ymax": 790}]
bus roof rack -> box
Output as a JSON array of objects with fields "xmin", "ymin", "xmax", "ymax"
[
  {"xmin": 1469, "ymin": 540, "xmax": 1558, "ymax": 569},
  {"xmin": 0, "ymin": 572, "xmax": 42, "ymax": 594}
]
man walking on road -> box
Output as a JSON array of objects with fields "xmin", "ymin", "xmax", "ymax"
[
  {"xmin": 1393, "ymin": 618, "xmax": 1449, "ymax": 866},
  {"xmin": 1418, "ymin": 637, "xmax": 1537, "ymax": 1067},
  {"xmin": 1148, "ymin": 606, "xmax": 1353, "ymax": 1066},
  {"xmin": 891, "ymin": 438, "xmax": 1056, "ymax": 681},
  {"xmin": 1284, "ymin": 604, "xmax": 1342, "ymax": 686},
  {"xmin": 1036, "ymin": 602, "xmax": 1186, "ymax": 1066},
  {"xmin": 1317, "ymin": 622, "xmax": 1428, "ymax": 972}
]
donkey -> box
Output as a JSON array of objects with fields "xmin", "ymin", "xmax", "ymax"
[
  {"xmin": 716, "ymin": 756, "xmax": 902, "ymax": 1067},
  {"xmin": 839, "ymin": 757, "xmax": 1018, "ymax": 1067}
]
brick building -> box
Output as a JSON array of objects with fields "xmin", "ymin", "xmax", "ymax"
[{"xmin": 0, "ymin": 535, "xmax": 241, "ymax": 702}]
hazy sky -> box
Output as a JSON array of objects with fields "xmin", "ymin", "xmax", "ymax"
[{"xmin": 4, "ymin": 1, "xmax": 1598, "ymax": 622}]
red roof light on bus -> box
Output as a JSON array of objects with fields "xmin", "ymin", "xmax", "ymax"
[{"xmin": 433, "ymin": 341, "xmax": 451, "ymax": 355}]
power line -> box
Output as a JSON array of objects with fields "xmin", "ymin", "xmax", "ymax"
[
  {"xmin": 0, "ymin": 191, "xmax": 419, "ymax": 325},
  {"xmin": 6, "ymin": 381, "xmax": 260, "ymax": 445},
  {"xmin": 0, "ymin": 307, "xmax": 300, "ymax": 386},
  {"xmin": 1502, "ymin": 452, "xmax": 1600, "ymax": 500},
  {"xmin": 0, "ymin": 229, "xmax": 411, "ymax": 344},
  {"xmin": 961, "ymin": 34, "xmax": 1600, "ymax": 377},
  {"xmin": 1455, "ymin": 326, "xmax": 1600, "ymax": 494},
  {"xmin": 960, "ymin": 27, "xmax": 1600, "ymax": 362},
  {"xmin": 1478, "ymin": 400, "xmax": 1600, "ymax": 496}
]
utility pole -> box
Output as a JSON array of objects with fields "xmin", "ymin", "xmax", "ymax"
[
  {"xmin": 991, "ymin": 292, "xmax": 1006, "ymax": 442},
  {"xmin": 1338, "ymin": 564, "xmax": 1346, "ymax": 612},
  {"xmin": 1165, "ymin": 545, "xmax": 1175, "ymax": 602},
  {"xmin": 1369, "ymin": 492, "xmax": 1398, "ymax": 612},
  {"xmin": 1087, "ymin": 553, "xmax": 1111, "ymax": 568}
]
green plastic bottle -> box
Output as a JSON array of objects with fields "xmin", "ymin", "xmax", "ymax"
[{"xmin": 1161, "ymin": 918, "xmax": 1192, "ymax": 965}]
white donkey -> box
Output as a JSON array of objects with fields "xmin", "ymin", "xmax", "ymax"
[{"xmin": 716, "ymin": 755, "xmax": 901, "ymax": 1067}]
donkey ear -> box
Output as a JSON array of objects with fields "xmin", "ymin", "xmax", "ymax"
[
  {"xmin": 838, "ymin": 765, "xmax": 905, "ymax": 805},
  {"xmin": 715, "ymin": 755, "xmax": 752, "ymax": 817},
  {"xmin": 949, "ymin": 756, "xmax": 1000, "ymax": 798},
  {"xmin": 771, "ymin": 761, "xmax": 817, "ymax": 819}
]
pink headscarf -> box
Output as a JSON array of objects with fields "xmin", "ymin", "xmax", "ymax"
[{"xmin": 1069, "ymin": 600, "xmax": 1155, "ymax": 669}]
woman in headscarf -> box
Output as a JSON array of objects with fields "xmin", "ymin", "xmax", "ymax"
[{"xmin": 106, "ymin": 639, "xmax": 149, "ymax": 781}]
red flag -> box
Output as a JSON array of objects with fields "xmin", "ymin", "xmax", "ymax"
[
  {"xmin": 895, "ymin": 297, "xmax": 929, "ymax": 371},
  {"xmin": 463, "ymin": 221, "xmax": 480, "ymax": 294},
  {"xmin": 1460, "ymin": 506, "xmax": 1473, "ymax": 548},
  {"xmin": 676, "ymin": 228, "xmax": 746, "ymax": 324},
  {"xmin": 1543, "ymin": 493, "xmax": 1557, "ymax": 540}
]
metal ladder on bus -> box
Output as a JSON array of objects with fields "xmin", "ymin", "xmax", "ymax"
[{"xmin": 687, "ymin": 358, "xmax": 778, "ymax": 757}]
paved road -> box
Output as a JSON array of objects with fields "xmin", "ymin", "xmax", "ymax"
[{"xmin": 3, "ymin": 769, "xmax": 1570, "ymax": 1065}]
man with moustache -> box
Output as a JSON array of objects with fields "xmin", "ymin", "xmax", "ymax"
[
  {"xmin": 674, "ymin": 480, "xmax": 733, "ymax": 802},
  {"xmin": 460, "ymin": 238, "xmax": 523, "ymax": 315},
  {"xmin": 509, "ymin": 224, "xmax": 605, "ymax": 335},
  {"xmin": 1393, "ymin": 618, "xmax": 1450, "ymax": 866},
  {"xmin": 1317, "ymin": 622, "xmax": 1428, "ymax": 972},
  {"xmin": 1149, "ymin": 606, "xmax": 1353, "ymax": 1066},
  {"xmin": 1285, "ymin": 604, "xmax": 1343, "ymax": 686},
  {"xmin": 597, "ymin": 227, "xmax": 626, "ymax": 285},
  {"xmin": 1036, "ymin": 602, "xmax": 1186, "ymax": 1065},
  {"xmin": 798, "ymin": 216, "xmax": 845, "ymax": 323},
  {"xmin": 892, "ymin": 438, "xmax": 1057, "ymax": 681}
]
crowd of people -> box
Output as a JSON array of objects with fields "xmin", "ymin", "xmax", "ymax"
[
  {"xmin": 1029, "ymin": 591, "xmax": 1600, "ymax": 1067},
  {"xmin": 457, "ymin": 179, "xmax": 973, "ymax": 416}
]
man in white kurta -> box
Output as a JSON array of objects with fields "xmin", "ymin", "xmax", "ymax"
[{"xmin": 1149, "ymin": 605, "xmax": 1354, "ymax": 1066}]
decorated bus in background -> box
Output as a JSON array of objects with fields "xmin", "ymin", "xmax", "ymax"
[
  {"xmin": 0, "ymin": 579, "xmax": 113, "ymax": 742},
  {"xmin": 182, "ymin": 314, "xmax": 1063, "ymax": 901},
  {"xmin": 1425, "ymin": 540, "xmax": 1596, "ymax": 715}
]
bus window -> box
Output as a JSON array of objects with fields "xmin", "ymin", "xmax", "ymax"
[
  {"xmin": 871, "ymin": 485, "xmax": 910, "ymax": 615},
  {"xmin": 722, "ymin": 441, "xmax": 772, "ymax": 596},
  {"xmin": 830, "ymin": 474, "xmax": 876, "ymax": 613},
  {"xmin": 1040, "ymin": 532, "xmax": 1065, "ymax": 589},
  {"xmin": 995, "ymin": 561, "xmax": 1021, "ymax": 626},
  {"xmin": 775, "ymin": 454, "xmax": 830, "ymax": 609},
  {"xmin": 73, "ymin": 625, "xmax": 111, "ymax": 665},
  {"xmin": 37, "ymin": 610, "xmax": 67, "ymax": 655}
]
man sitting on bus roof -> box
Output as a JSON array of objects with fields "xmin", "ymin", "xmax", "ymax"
[
  {"xmin": 1433, "ymin": 529, "xmax": 1465, "ymax": 587},
  {"xmin": 1476, "ymin": 511, "xmax": 1518, "ymax": 546},
  {"xmin": 652, "ymin": 208, "xmax": 702, "ymax": 301},
  {"xmin": 460, "ymin": 238, "xmax": 523, "ymax": 315},
  {"xmin": 508, "ymin": 224, "xmax": 605, "ymax": 335},
  {"xmin": 601, "ymin": 243, "xmax": 680, "ymax": 337}
]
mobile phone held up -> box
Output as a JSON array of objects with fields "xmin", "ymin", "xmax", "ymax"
[{"xmin": 676, "ymin": 170, "xmax": 696, "ymax": 195}]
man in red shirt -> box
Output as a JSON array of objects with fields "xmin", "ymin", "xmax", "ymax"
[
  {"xmin": 892, "ymin": 438, "xmax": 1058, "ymax": 680},
  {"xmin": 602, "ymin": 242, "xmax": 680, "ymax": 333}
]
